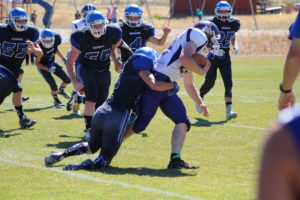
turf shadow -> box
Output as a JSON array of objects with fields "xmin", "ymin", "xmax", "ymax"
[
  {"xmin": 192, "ymin": 118, "xmax": 228, "ymax": 127},
  {"xmin": 53, "ymin": 114, "xmax": 83, "ymax": 120},
  {"xmin": 0, "ymin": 129, "xmax": 22, "ymax": 138},
  {"xmin": 23, "ymin": 105, "xmax": 55, "ymax": 112},
  {"xmin": 46, "ymin": 139, "xmax": 85, "ymax": 149}
]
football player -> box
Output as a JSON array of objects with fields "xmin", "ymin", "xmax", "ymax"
[
  {"xmin": 0, "ymin": 8, "xmax": 42, "ymax": 128},
  {"xmin": 44, "ymin": 47, "xmax": 177, "ymax": 170},
  {"xmin": 199, "ymin": 1, "xmax": 241, "ymax": 120},
  {"xmin": 66, "ymin": 11, "xmax": 133, "ymax": 139},
  {"xmin": 35, "ymin": 29, "xmax": 71, "ymax": 107},
  {"xmin": 123, "ymin": 27, "xmax": 211, "ymax": 169}
]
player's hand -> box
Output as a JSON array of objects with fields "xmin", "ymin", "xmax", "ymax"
[
  {"xmin": 199, "ymin": 103, "xmax": 209, "ymax": 117},
  {"xmin": 215, "ymin": 49, "xmax": 225, "ymax": 57},
  {"xmin": 233, "ymin": 47, "xmax": 239, "ymax": 55},
  {"xmin": 48, "ymin": 66, "xmax": 56, "ymax": 73},
  {"xmin": 278, "ymin": 91, "xmax": 296, "ymax": 110},
  {"xmin": 162, "ymin": 27, "xmax": 171, "ymax": 35},
  {"xmin": 73, "ymin": 80, "xmax": 84, "ymax": 91},
  {"xmin": 25, "ymin": 40, "xmax": 34, "ymax": 51},
  {"xmin": 167, "ymin": 82, "xmax": 180, "ymax": 96},
  {"xmin": 114, "ymin": 61, "xmax": 122, "ymax": 73}
]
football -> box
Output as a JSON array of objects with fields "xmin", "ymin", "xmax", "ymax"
[{"xmin": 192, "ymin": 53, "xmax": 207, "ymax": 68}]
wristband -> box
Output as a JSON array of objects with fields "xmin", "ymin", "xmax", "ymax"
[{"xmin": 280, "ymin": 84, "xmax": 292, "ymax": 93}]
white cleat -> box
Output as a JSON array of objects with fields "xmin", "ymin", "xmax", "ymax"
[{"xmin": 226, "ymin": 111, "xmax": 238, "ymax": 120}]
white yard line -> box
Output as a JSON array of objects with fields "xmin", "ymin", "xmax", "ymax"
[{"xmin": 0, "ymin": 157, "xmax": 203, "ymax": 200}]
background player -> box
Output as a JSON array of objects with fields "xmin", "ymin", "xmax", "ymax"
[
  {"xmin": 35, "ymin": 29, "xmax": 71, "ymax": 107},
  {"xmin": 0, "ymin": 7, "xmax": 42, "ymax": 128},
  {"xmin": 45, "ymin": 47, "xmax": 177, "ymax": 170},
  {"xmin": 199, "ymin": 1, "xmax": 240, "ymax": 120}
]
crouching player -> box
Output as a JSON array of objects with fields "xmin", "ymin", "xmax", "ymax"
[
  {"xmin": 35, "ymin": 29, "xmax": 71, "ymax": 107},
  {"xmin": 44, "ymin": 47, "xmax": 178, "ymax": 170}
]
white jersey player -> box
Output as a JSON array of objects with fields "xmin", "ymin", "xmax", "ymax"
[{"xmin": 71, "ymin": 4, "xmax": 96, "ymax": 32}]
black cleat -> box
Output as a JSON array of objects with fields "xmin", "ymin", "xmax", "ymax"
[
  {"xmin": 66, "ymin": 90, "xmax": 79, "ymax": 111},
  {"xmin": 58, "ymin": 90, "xmax": 70, "ymax": 99},
  {"xmin": 44, "ymin": 153, "xmax": 63, "ymax": 167},
  {"xmin": 167, "ymin": 159, "xmax": 199, "ymax": 169},
  {"xmin": 54, "ymin": 99, "xmax": 64, "ymax": 107},
  {"xmin": 19, "ymin": 115, "xmax": 36, "ymax": 129},
  {"xmin": 21, "ymin": 96, "xmax": 30, "ymax": 102},
  {"xmin": 63, "ymin": 159, "xmax": 94, "ymax": 171}
]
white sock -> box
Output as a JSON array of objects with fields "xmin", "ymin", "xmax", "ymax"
[{"xmin": 226, "ymin": 104, "xmax": 232, "ymax": 115}]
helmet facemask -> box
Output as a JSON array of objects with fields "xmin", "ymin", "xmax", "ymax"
[
  {"xmin": 87, "ymin": 20, "xmax": 107, "ymax": 38},
  {"xmin": 125, "ymin": 13, "xmax": 142, "ymax": 27},
  {"xmin": 41, "ymin": 37, "xmax": 55, "ymax": 48},
  {"xmin": 10, "ymin": 15, "xmax": 28, "ymax": 32}
]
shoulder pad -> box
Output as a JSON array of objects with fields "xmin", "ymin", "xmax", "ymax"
[
  {"xmin": 141, "ymin": 21, "xmax": 154, "ymax": 28},
  {"xmin": 228, "ymin": 17, "xmax": 241, "ymax": 24}
]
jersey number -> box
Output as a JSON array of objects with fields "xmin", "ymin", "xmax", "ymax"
[
  {"xmin": 0, "ymin": 42, "xmax": 27, "ymax": 58},
  {"xmin": 219, "ymin": 31, "xmax": 235, "ymax": 48},
  {"xmin": 84, "ymin": 49, "xmax": 111, "ymax": 61},
  {"xmin": 129, "ymin": 37, "xmax": 142, "ymax": 51}
]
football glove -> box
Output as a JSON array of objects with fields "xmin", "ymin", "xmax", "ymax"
[
  {"xmin": 214, "ymin": 49, "xmax": 225, "ymax": 57},
  {"xmin": 167, "ymin": 82, "xmax": 180, "ymax": 96},
  {"xmin": 48, "ymin": 66, "xmax": 56, "ymax": 73}
]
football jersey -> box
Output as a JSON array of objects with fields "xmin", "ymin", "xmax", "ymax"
[
  {"xmin": 208, "ymin": 17, "xmax": 240, "ymax": 52},
  {"xmin": 289, "ymin": 10, "xmax": 300, "ymax": 39},
  {"xmin": 119, "ymin": 21, "xmax": 155, "ymax": 61},
  {"xmin": 71, "ymin": 19, "xmax": 87, "ymax": 32},
  {"xmin": 154, "ymin": 28, "xmax": 207, "ymax": 82},
  {"xmin": 40, "ymin": 33, "xmax": 62, "ymax": 65},
  {"xmin": 70, "ymin": 24, "xmax": 122, "ymax": 70},
  {"xmin": 107, "ymin": 55, "xmax": 154, "ymax": 111},
  {"xmin": 0, "ymin": 24, "xmax": 39, "ymax": 76}
]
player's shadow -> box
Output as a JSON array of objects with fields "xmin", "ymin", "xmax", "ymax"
[
  {"xmin": 53, "ymin": 114, "xmax": 83, "ymax": 120},
  {"xmin": 46, "ymin": 138, "xmax": 85, "ymax": 149},
  {"xmin": 136, "ymin": 132, "xmax": 149, "ymax": 137},
  {"xmin": 94, "ymin": 166, "xmax": 197, "ymax": 177},
  {"xmin": 192, "ymin": 118, "xmax": 228, "ymax": 127},
  {"xmin": 0, "ymin": 129, "xmax": 22, "ymax": 138},
  {"xmin": 23, "ymin": 105, "xmax": 54, "ymax": 112}
]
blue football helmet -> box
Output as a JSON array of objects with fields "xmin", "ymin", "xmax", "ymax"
[
  {"xmin": 8, "ymin": 7, "xmax": 29, "ymax": 32},
  {"xmin": 134, "ymin": 47, "xmax": 159, "ymax": 62},
  {"xmin": 81, "ymin": 4, "xmax": 96, "ymax": 19},
  {"xmin": 124, "ymin": 4, "xmax": 143, "ymax": 27},
  {"xmin": 86, "ymin": 11, "xmax": 107, "ymax": 38},
  {"xmin": 214, "ymin": 1, "xmax": 232, "ymax": 20},
  {"xmin": 41, "ymin": 29, "xmax": 55, "ymax": 48}
]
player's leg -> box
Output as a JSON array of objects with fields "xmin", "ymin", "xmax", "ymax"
[
  {"xmin": 38, "ymin": 67, "xmax": 63, "ymax": 107},
  {"xmin": 160, "ymin": 95, "xmax": 197, "ymax": 169},
  {"xmin": 54, "ymin": 63, "xmax": 71, "ymax": 99},
  {"xmin": 72, "ymin": 58, "xmax": 82, "ymax": 114},
  {"xmin": 94, "ymin": 69, "xmax": 111, "ymax": 109},
  {"xmin": 16, "ymin": 69, "xmax": 30, "ymax": 102},
  {"xmin": 219, "ymin": 55, "xmax": 237, "ymax": 120}
]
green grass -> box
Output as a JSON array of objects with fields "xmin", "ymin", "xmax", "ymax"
[{"xmin": 0, "ymin": 56, "xmax": 293, "ymax": 200}]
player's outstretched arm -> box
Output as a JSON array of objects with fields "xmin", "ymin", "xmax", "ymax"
[
  {"xmin": 180, "ymin": 42, "xmax": 207, "ymax": 75},
  {"xmin": 139, "ymin": 70, "xmax": 174, "ymax": 92},
  {"xmin": 148, "ymin": 27, "xmax": 171, "ymax": 46},
  {"xmin": 183, "ymin": 72, "xmax": 209, "ymax": 117}
]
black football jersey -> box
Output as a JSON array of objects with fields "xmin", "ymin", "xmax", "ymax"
[
  {"xmin": 70, "ymin": 24, "xmax": 122, "ymax": 70},
  {"xmin": 208, "ymin": 17, "xmax": 240, "ymax": 52},
  {"xmin": 40, "ymin": 33, "xmax": 62, "ymax": 65},
  {"xmin": 107, "ymin": 55, "xmax": 154, "ymax": 111},
  {"xmin": 0, "ymin": 24, "xmax": 39, "ymax": 76},
  {"xmin": 119, "ymin": 21, "xmax": 155, "ymax": 61}
]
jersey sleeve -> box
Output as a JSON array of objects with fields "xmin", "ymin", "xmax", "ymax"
[
  {"xmin": 132, "ymin": 56, "xmax": 153, "ymax": 71},
  {"xmin": 143, "ymin": 24, "xmax": 155, "ymax": 40},
  {"xmin": 109, "ymin": 25, "xmax": 122, "ymax": 45},
  {"xmin": 55, "ymin": 34, "xmax": 62, "ymax": 46},
  {"xmin": 0, "ymin": 25, "xmax": 7, "ymax": 42},
  {"xmin": 289, "ymin": 10, "xmax": 300, "ymax": 39},
  {"xmin": 234, "ymin": 18, "xmax": 241, "ymax": 32},
  {"xmin": 70, "ymin": 32, "xmax": 82, "ymax": 50},
  {"xmin": 30, "ymin": 27, "xmax": 39, "ymax": 42},
  {"xmin": 188, "ymin": 28, "xmax": 207, "ymax": 48}
]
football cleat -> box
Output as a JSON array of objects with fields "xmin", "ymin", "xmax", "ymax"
[
  {"xmin": 66, "ymin": 90, "xmax": 79, "ymax": 111},
  {"xmin": 21, "ymin": 96, "xmax": 30, "ymax": 102},
  {"xmin": 63, "ymin": 159, "xmax": 94, "ymax": 170},
  {"xmin": 226, "ymin": 111, "xmax": 238, "ymax": 120},
  {"xmin": 167, "ymin": 158, "xmax": 199, "ymax": 169},
  {"xmin": 44, "ymin": 153, "xmax": 63, "ymax": 167},
  {"xmin": 54, "ymin": 99, "xmax": 64, "ymax": 107},
  {"xmin": 83, "ymin": 128, "xmax": 91, "ymax": 141},
  {"xmin": 58, "ymin": 90, "xmax": 71, "ymax": 99},
  {"xmin": 19, "ymin": 115, "xmax": 36, "ymax": 129}
]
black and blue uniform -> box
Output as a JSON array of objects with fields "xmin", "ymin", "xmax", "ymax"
[
  {"xmin": 119, "ymin": 22, "xmax": 154, "ymax": 62},
  {"xmin": 0, "ymin": 65, "xmax": 20, "ymax": 105},
  {"xmin": 38, "ymin": 33, "xmax": 71, "ymax": 91},
  {"xmin": 0, "ymin": 24, "xmax": 39, "ymax": 96},
  {"xmin": 70, "ymin": 25, "xmax": 122, "ymax": 107},
  {"xmin": 88, "ymin": 54, "xmax": 154, "ymax": 163},
  {"xmin": 200, "ymin": 17, "xmax": 240, "ymax": 99}
]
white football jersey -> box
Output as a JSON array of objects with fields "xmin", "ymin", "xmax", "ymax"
[
  {"xmin": 154, "ymin": 28, "xmax": 207, "ymax": 81},
  {"xmin": 71, "ymin": 19, "xmax": 87, "ymax": 32}
]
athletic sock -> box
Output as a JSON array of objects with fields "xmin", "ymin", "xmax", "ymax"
[
  {"xmin": 62, "ymin": 143, "xmax": 88, "ymax": 157},
  {"xmin": 84, "ymin": 115, "xmax": 92, "ymax": 129},
  {"xmin": 170, "ymin": 153, "xmax": 181, "ymax": 161},
  {"xmin": 226, "ymin": 102, "xmax": 232, "ymax": 114},
  {"xmin": 15, "ymin": 105, "xmax": 24, "ymax": 120}
]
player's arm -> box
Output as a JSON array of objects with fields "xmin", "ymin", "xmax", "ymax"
[
  {"xmin": 26, "ymin": 40, "xmax": 43, "ymax": 58},
  {"xmin": 183, "ymin": 71, "xmax": 209, "ymax": 117},
  {"xmin": 147, "ymin": 27, "xmax": 171, "ymax": 46},
  {"xmin": 116, "ymin": 40, "xmax": 133, "ymax": 62},
  {"xmin": 35, "ymin": 53, "xmax": 49, "ymax": 71},
  {"xmin": 139, "ymin": 70, "xmax": 174, "ymax": 91},
  {"xmin": 66, "ymin": 47, "xmax": 83, "ymax": 90},
  {"xmin": 230, "ymin": 34, "xmax": 239, "ymax": 54},
  {"xmin": 56, "ymin": 48, "xmax": 67, "ymax": 64},
  {"xmin": 111, "ymin": 40, "xmax": 123, "ymax": 73},
  {"xmin": 180, "ymin": 41, "xmax": 207, "ymax": 75}
]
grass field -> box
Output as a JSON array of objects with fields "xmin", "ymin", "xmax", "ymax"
[{"xmin": 0, "ymin": 53, "xmax": 295, "ymax": 199}]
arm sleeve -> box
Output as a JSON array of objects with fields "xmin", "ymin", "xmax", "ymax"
[
  {"xmin": 31, "ymin": 28, "xmax": 39, "ymax": 42},
  {"xmin": 289, "ymin": 10, "xmax": 300, "ymax": 39},
  {"xmin": 70, "ymin": 33, "xmax": 81, "ymax": 50},
  {"xmin": 132, "ymin": 56, "xmax": 153, "ymax": 71}
]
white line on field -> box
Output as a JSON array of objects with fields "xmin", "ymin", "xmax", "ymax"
[{"xmin": 0, "ymin": 158, "xmax": 203, "ymax": 200}]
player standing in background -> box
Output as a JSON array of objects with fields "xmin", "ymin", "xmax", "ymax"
[
  {"xmin": 66, "ymin": 11, "xmax": 132, "ymax": 140},
  {"xmin": 0, "ymin": 8, "xmax": 42, "ymax": 128},
  {"xmin": 198, "ymin": 1, "xmax": 240, "ymax": 120},
  {"xmin": 35, "ymin": 29, "xmax": 71, "ymax": 107}
]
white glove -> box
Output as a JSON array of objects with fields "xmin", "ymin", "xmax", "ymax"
[
  {"xmin": 48, "ymin": 66, "xmax": 56, "ymax": 73},
  {"xmin": 233, "ymin": 47, "xmax": 239, "ymax": 55},
  {"xmin": 214, "ymin": 49, "xmax": 225, "ymax": 57}
]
